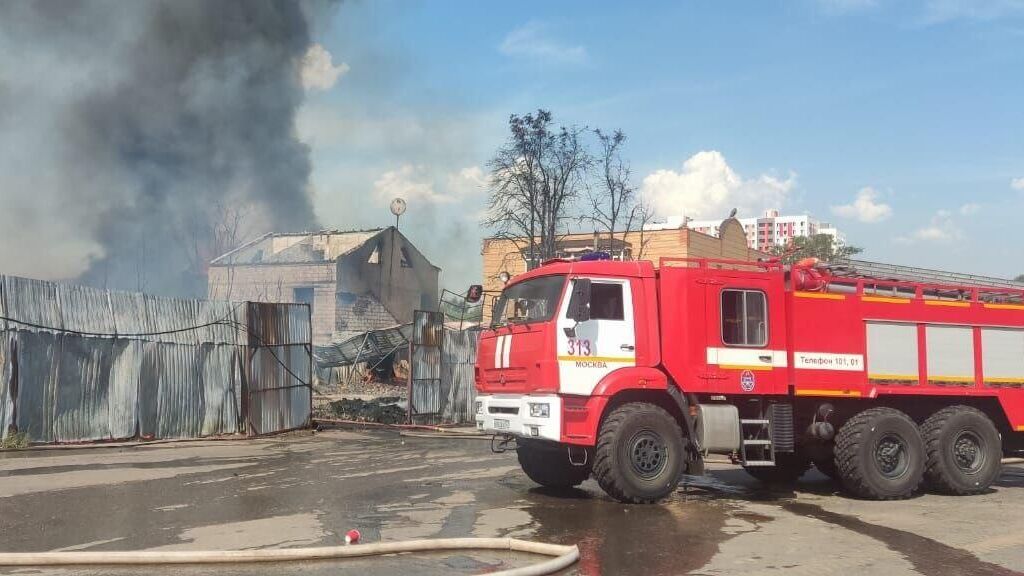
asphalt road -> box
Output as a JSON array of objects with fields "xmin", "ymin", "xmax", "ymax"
[{"xmin": 1, "ymin": 429, "xmax": 1023, "ymax": 576}]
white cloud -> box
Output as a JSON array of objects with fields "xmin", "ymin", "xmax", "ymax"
[
  {"xmin": 816, "ymin": 0, "xmax": 878, "ymax": 13},
  {"xmin": 640, "ymin": 151, "xmax": 795, "ymax": 221},
  {"xmin": 300, "ymin": 44, "xmax": 349, "ymax": 91},
  {"xmin": 831, "ymin": 187, "xmax": 893, "ymax": 223},
  {"xmin": 1012, "ymin": 177, "xmax": 1024, "ymax": 191},
  {"xmin": 923, "ymin": 0, "xmax": 1024, "ymax": 23},
  {"xmin": 959, "ymin": 202, "xmax": 981, "ymax": 215},
  {"xmin": 897, "ymin": 210, "xmax": 962, "ymax": 244},
  {"xmin": 447, "ymin": 166, "xmax": 487, "ymax": 197},
  {"xmin": 499, "ymin": 22, "xmax": 588, "ymax": 64},
  {"xmin": 373, "ymin": 165, "xmax": 485, "ymax": 206}
]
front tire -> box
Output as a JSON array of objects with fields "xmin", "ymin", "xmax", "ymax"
[
  {"xmin": 921, "ymin": 406, "xmax": 1002, "ymax": 495},
  {"xmin": 517, "ymin": 439, "xmax": 591, "ymax": 489},
  {"xmin": 593, "ymin": 403, "xmax": 686, "ymax": 504},
  {"xmin": 835, "ymin": 407, "xmax": 925, "ymax": 500}
]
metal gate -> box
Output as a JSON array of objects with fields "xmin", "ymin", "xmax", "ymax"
[
  {"xmin": 408, "ymin": 309, "xmax": 480, "ymax": 425},
  {"xmin": 409, "ymin": 310, "xmax": 443, "ymax": 424},
  {"xmin": 245, "ymin": 302, "xmax": 313, "ymax": 436}
]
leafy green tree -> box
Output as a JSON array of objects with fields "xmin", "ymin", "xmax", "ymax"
[
  {"xmin": 769, "ymin": 234, "xmax": 863, "ymax": 264},
  {"xmin": 1014, "ymin": 274, "xmax": 1024, "ymax": 283}
]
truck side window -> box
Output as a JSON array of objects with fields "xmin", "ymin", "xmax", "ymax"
[
  {"xmin": 722, "ymin": 289, "xmax": 767, "ymax": 346},
  {"xmin": 590, "ymin": 283, "xmax": 624, "ymax": 321}
]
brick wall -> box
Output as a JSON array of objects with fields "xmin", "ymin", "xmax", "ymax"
[
  {"xmin": 334, "ymin": 292, "xmax": 398, "ymax": 341},
  {"xmin": 208, "ymin": 262, "xmax": 337, "ymax": 345},
  {"xmin": 480, "ymin": 219, "xmax": 765, "ymax": 321}
]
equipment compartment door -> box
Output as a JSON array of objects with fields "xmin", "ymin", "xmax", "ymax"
[
  {"xmin": 556, "ymin": 278, "xmax": 636, "ymax": 396},
  {"xmin": 705, "ymin": 275, "xmax": 788, "ymax": 396}
]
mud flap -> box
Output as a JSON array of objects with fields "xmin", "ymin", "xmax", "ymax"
[{"xmin": 667, "ymin": 385, "xmax": 706, "ymax": 474}]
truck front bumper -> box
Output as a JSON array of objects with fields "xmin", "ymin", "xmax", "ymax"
[{"xmin": 475, "ymin": 394, "xmax": 562, "ymax": 442}]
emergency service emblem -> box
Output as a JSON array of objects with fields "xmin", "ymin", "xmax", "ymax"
[{"xmin": 740, "ymin": 370, "xmax": 756, "ymax": 392}]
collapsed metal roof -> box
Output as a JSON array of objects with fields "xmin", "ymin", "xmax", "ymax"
[
  {"xmin": 210, "ymin": 229, "xmax": 383, "ymax": 266},
  {"xmin": 313, "ymin": 323, "xmax": 413, "ymax": 368}
]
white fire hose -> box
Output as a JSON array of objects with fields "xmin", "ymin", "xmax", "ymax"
[{"xmin": 0, "ymin": 537, "xmax": 579, "ymax": 576}]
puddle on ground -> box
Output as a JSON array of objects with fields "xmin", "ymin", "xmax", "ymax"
[
  {"xmin": 782, "ymin": 502, "xmax": 1023, "ymax": 576},
  {"xmin": 679, "ymin": 473, "xmax": 752, "ymax": 497},
  {"xmin": 500, "ymin": 475, "xmax": 737, "ymax": 576}
]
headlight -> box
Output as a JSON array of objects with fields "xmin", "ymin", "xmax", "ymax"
[
  {"xmin": 475, "ymin": 401, "xmax": 483, "ymax": 415},
  {"xmin": 528, "ymin": 403, "xmax": 550, "ymax": 418}
]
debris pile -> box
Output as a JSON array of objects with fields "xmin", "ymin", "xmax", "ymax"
[{"xmin": 327, "ymin": 397, "xmax": 407, "ymax": 425}]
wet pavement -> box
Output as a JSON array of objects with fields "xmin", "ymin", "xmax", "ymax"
[{"xmin": 1, "ymin": 429, "xmax": 1023, "ymax": 575}]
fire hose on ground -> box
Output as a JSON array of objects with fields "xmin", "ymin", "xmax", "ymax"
[{"xmin": 0, "ymin": 537, "xmax": 580, "ymax": 576}]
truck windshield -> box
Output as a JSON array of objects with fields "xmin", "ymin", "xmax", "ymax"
[{"xmin": 491, "ymin": 275, "xmax": 566, "ymax": 327}]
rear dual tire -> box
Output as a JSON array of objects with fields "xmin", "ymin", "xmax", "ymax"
[
  {"xmin": 921, "ymin": 406, "xmax": 1002, "ymax": 495},
  {"xmin": 835, "ymin": 407, "xmax": 925, "ymax": 500},
  {"xmin": 835, "ymin": 405, "xmax": 1003, "ymax": 499}
]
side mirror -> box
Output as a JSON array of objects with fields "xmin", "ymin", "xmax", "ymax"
[{"xmin": 567, "ymin": 278, "xmax": 592, "ymax": 322}]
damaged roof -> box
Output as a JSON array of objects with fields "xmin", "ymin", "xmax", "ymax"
[{"xmin": 210, "ymin": 229, "xmax": 384, "ymax": 266}]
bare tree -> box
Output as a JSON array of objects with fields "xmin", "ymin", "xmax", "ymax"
[
  {"xmin": 184, "ymin": 202, "xmax": 254, "ymax": 298},
  {"xmin": 586, "ymin": 129, "xmax": 637, "ymax": 260},
  {"xmin": 485, "ymin": 110, "xmax": 591, "ymax": 267},
  {"xmin": 583, "ymin": 128, "xmax": 661, "ymax": 262},
  {"xmin": 632, "ymin": 193, "xmax": 657, "ymax": 261}
]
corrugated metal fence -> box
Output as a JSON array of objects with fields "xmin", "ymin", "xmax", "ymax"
[
  {"xmin": 409, "ymin": 310, "xmax": 479, "ymax": 425},
  {"xmin": 0, "ymin": 275, "xmax": 311, "ymax": 444}
]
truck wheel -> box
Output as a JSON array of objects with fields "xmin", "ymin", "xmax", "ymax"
[
  {"xmin": 516, "ymin": 440, "xmax": 591, "ymax": 489},
  {"xmin": 593, "ymin": 402, "xmax": 685, "ymax": 504},
  {"xmin": 921, "ymin": 406, "xmax": 1002, "ymax": 495},
  {"xmin": 835, "ymin": 407, "xmax": 925, "ymax": 500},
  {"xmin": 744, "ymin": 453, "xmax": 811, "ymax": 484}
]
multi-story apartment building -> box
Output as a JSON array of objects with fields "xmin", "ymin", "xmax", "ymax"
[{"xmin": 660, "ymin": 209, "xmax": 844, "ymax": 251}]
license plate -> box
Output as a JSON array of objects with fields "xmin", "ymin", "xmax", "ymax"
[{"xmin": 493, "ymin": 418, "xmax": 510, "ymax": 431}]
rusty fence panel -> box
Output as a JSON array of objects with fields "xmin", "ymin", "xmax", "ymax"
[
  {"xmin": 0, "ymin": 274, "xmax": 311, "ymax": 444},
  {"xmin": 407, "ymin": 309, "xmax": 480, "ymax": 426},
  {"xmin": 441, "ymin": 327, "xmax": 480, "ymax": 424},
  {"xmin": 409, "ymin": 310, "xmax": 443, "ymax": 424},
  {"xmin": 245, "ymin": 302, "xmax": 312, "ymax": 436}
]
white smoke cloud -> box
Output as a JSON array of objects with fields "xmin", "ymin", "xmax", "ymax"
[
  {"xmin": 301, "ymin": 43, "xmax": 349, "ymax": 91},
  {"xmin": 640, "ymin": 150, "xmax": 796, "ymax": 221}
]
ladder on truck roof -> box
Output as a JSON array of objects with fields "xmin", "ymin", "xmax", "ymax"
[{"xmin": 822, "ymin": 259, "xmax": 1024, "ymax": 304}]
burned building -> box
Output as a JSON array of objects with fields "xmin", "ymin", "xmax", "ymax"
[{"xmin": 208, "ymin": 228, "xmax": 439, "ymax": 345}]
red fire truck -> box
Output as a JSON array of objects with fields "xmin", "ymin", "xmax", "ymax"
[{"xmin": 474, "ymin": 256, "xmax": 1024, "ymax": 503}]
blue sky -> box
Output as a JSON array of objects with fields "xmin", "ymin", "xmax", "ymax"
[{"xmin": 299, "ymin": 0, "xmax": 1024, "ymax": 288}]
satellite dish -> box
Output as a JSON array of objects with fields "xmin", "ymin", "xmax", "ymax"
[{"xmin": 390, "ymin": 198, "xmax": 407, "ymax": 217}]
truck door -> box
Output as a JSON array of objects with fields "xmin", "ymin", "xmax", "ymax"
[
  {"xmin": 704, "ymin": 273, "xmax": 788, "ymax": 396},
  {"xmin": 556, "ymin": 277, "xmax": 636, "ymax": 396}
]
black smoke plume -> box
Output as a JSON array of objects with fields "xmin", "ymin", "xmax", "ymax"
[{"xmin": 0, "ymin": 1, "xmax": 322, "ymax": 296}]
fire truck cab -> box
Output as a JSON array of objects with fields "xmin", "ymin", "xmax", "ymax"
[{"xmin": 475, "ymin": 256, "xmax": 1024, "ymax": 503}]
